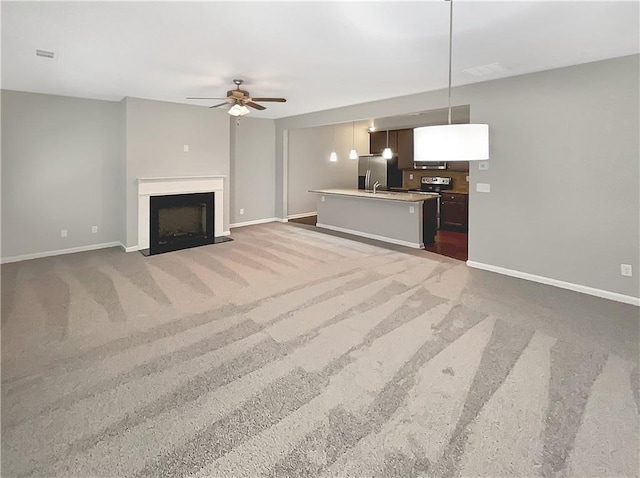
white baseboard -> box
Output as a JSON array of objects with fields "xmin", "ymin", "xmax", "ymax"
[
  {"xmin": 466, "ymin": 260, "xmax": 640, "ymax": 307},
  {"xmin": 316, "ymin": 223, "xmax": 423, "ymax": 249},
  {"xmin": 230, "ymin": 217, "xmax": 278, "ymax": 229},
  {"xmin": 287, "ymin": 211, "xmax": 317, "ymax": 220},
  {"xmin": 221, "ymin": 230, "xmax": 231, "ymax": 236},
  {"xmin": 1, "ymin": 241, "xmax": 123, "ymax": 264}
]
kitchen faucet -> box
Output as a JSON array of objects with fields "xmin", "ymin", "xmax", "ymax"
[{"xmin": 373, "ymin": 181, "xmax": 380, "ymax": 193}]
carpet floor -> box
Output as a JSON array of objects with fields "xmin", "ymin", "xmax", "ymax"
[{"xmin": 1, "ymin": 222, "xmax": 638, "ymax": 477}]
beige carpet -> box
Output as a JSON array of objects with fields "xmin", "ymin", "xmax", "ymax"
[{"xmin": 1, "ymin": 222, "xmax": 638, "ymax": 477}]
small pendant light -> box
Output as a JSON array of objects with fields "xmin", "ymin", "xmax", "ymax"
[
  {"xmin": 329, "ymin": 124, "xmax": 338, "ymax": 162},
  {"xmin": 349, "ymin": 122, "xmax": 358, "ymax": 159},
  {"xmin": 382, "ymin": 129, "xmax": 393, "ymax": 160}
]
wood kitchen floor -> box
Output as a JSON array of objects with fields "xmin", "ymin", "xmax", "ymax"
[
  {"xmin": 424, "ymin": 230, "xmax": 468, "ymax": 262},
  {"xmin": 290, "ymin": 215, "xmax": 468, "ymax": 262}
]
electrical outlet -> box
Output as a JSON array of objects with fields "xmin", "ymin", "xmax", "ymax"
[
  {"xmin": 183, "ymin": 144, "xmax": 189, "ymax": 152},
  {"xmin": 61, "ymin": 229, "xmax": 68, "ymax": 238},
  {"xmin": 409, "ymin": 173, "xmax": 414, "ymax": 180},
  {"xmin": 409, "ymin": 206, "xmax": 415, "ymax": 214},
  {"xmin": 476, "ymin": 183, "xmax": 491, "ymax": 193},
  {"xmin": 91, "ymin": 225, "xmax": 98, "ymax": 233},
  {"xmin": 321, "ymin": 196, "xmax": 325, "ymax": 202},
  {"xmin": 621, "ymin": 264, "xmax": 633, "ymax": 277},
  {"xmin": 239, "ymin": 208, "xmax": 244, "ymax": 215},
  {"xmin": 479, "ymin": 162, "xmax": 489, "ymax": 171}
]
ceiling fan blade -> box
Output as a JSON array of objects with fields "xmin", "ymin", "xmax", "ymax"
[
  {"xmin": 250, "ymin": 97, "xmax": 286, "ymax": 103},
  {"xmin": 245, "ymin": 101, "xmax": 266, "ymax": 111},
  {"xmin": 209, "ymin": 101, "xmax": 231, "ymax": 109},
  {"xmin": 187, "ymin": 97, "xmax": 229, "ymax": 100}
]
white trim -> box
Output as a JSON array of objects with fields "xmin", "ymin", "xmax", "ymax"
[
  {"xmin": 230, "ymin": 217, "xmax": 279, "ymax": 229},
  {"xmin": 1, "ymin": 241, "xmax": 122, "ymax": 264},
  {"xmin": 122, "ymin": 244, "xmax": 140, "ymax": 252},
  {"xmin": 466, "ymin": 261, "xmax": 640, "ymax": 307},
  {"xmin": 282, "ymin": 129, "xmax": 289, "ymax": 218},
  {"xmin": 220, "ymin": 230, "xmax": 231, "ymax": 236},
  {"xmin": 280, "ymin": 218, "xmax": 289, "ymax": 223},
  {"xmin": 287, "ymin": 211, "xmax": 317, "ymax": 220},
  {"xmin": 316, "ymin": 223, "xmax": 423, "ymax": 249}
]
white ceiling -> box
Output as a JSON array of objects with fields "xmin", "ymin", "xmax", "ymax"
[{"xmin": 2, "ymin": 1, "xmax": 638, "ymax": 119}]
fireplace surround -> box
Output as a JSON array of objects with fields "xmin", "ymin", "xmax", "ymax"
[{"xmin": 137, "ymin": 176, "xmax": 226, "ymax": 253}]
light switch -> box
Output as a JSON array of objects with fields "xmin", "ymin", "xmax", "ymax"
[
  {"xmin": 476, "ymin": 183, "xmax": 491, "ymax": 193},
  {"xmin": 409, "ymin": 173, "xmax": 414, "ymax": 180},
  {"xmin": 409, "ymin": 206, "xmax": 415, "ymax": 214},
  {"xmin": 321, "ymin": 196, "xmax": 325, "ymax": 202},
  {"xmin": 183, "ymin": 145, "xmax": 189, "ymax": 152},
  {"xmin": 479, "ymin": 162, "xmax": 489, "ymax": 171}
]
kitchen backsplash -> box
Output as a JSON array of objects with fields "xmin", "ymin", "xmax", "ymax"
[{"xmin": 403, "ymin": 170, "xmax": 469, "ymax": 193}]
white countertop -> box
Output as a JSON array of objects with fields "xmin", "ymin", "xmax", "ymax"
[{"xmin": 309, "ymin": 188, "xmax": 439, "ymax": 203}]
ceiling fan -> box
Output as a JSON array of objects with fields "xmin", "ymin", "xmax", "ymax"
[{"xmin": 187, "ymin": 79, "xmax": 286, "ymax": 116}]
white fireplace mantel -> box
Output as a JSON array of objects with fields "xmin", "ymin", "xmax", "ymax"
[{"xmin": 137, "ymin": 175, "xmax": 226, "ymax": 250}]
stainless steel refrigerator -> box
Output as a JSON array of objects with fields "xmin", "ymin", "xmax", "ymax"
[{"xmin": 357, "ymin": 155, "xmax": 402, "ymax": 190}]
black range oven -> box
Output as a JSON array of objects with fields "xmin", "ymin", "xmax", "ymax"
[{"xmin": 409, "ymin": 176, "xmax": 453, "ymax": 229}]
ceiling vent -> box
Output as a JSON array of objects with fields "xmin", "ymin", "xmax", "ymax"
[
  {"xmin": 35, "ymin": 49, "xmax": 55, "ymax": 59},
  {"xmin": 463, "ymin": 62, "xmax": 508, "ymax": 77}
]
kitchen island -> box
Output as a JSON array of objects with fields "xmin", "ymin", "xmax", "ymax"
[{"xmin": 309, "ymin": 188, "xmax": 439, "ymax": 249}]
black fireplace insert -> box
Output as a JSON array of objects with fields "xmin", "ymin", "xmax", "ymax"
[{"xmin": 149, "ymin": 192, "xmax": 214, "ymax": 255}]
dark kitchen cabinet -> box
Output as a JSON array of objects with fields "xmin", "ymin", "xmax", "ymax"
[
  {"xmin": 370, "ymin": 129, "xmax": 414, "ymax": 169},
  {"xmin": 447, "ymin": 161, "xmax": 470, "ymax": 171},
  {"xmin": 369, "ymin": 130, "xmax": 397, "ymax": 155},
  {"xmin": 440, "ymin": 192, "xmax": 468, "ymax": 231},
  {"xmin": 396, "ymin": 129, "xmax": 414, "ymax": 169}
]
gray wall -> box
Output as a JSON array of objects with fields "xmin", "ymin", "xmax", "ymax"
[
  {"xmin": 1, "ymin": 90, "xmax": 123, "ymax": 258},
  {"xmin": 230, "ymin": 117, "xmax": 276, "ymax": 225},
  {"xmin": 287, "ymin": 121, "xmax": 368, "ymax": 216},
  {"xmin": 276, "ymin": 55, "xmax": 640, "ymax": 298},
  {"xmin": 124, "ymin": 97, "xmax": 230, "ymax": 247}
]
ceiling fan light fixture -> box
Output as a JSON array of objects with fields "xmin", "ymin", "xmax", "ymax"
[{"xmin": 228, "ymin": 104, "xmax": 250, "ymax": 117}]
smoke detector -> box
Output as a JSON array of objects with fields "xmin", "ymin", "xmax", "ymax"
[{"xmin": 463, "ymin": 62, "xmax": 508, "ymax": 77}]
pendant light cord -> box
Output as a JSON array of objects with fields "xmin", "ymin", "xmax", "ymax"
[
  {"xmin": 352, "ymin": 122, "xmax": 355, "ymax": 148},
  {"xmin": 447, "ymin": 0, "xmax": 453, "ymax": 125}
]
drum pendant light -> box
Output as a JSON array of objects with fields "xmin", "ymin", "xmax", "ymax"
[{"xmin": 414, "ymin": 0, "xmax": 489, "ymax": 162}]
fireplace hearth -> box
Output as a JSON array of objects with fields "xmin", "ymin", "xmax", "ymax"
[{"xmin": 149, "ymin": 193, "xmax": 214, "ymax": 255}]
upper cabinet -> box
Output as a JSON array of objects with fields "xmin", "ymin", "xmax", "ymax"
[
  {"xmin": 369, "ymin": 130, "xmax": 397, "ymax": 156},
  {"xmin": 447, "ymin": 161, "xmax": 469, "ymax": 171},
  {"xmin": 369, "ymin": 129, "xmax": 413, "ymax": 170},
  {"xmin": 396, "ymin": 129, "xmax": 414, "ymax": 170},
  {"xmin": 369, "ymin": 127, "xmax": 469, "ymax": 171}
]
